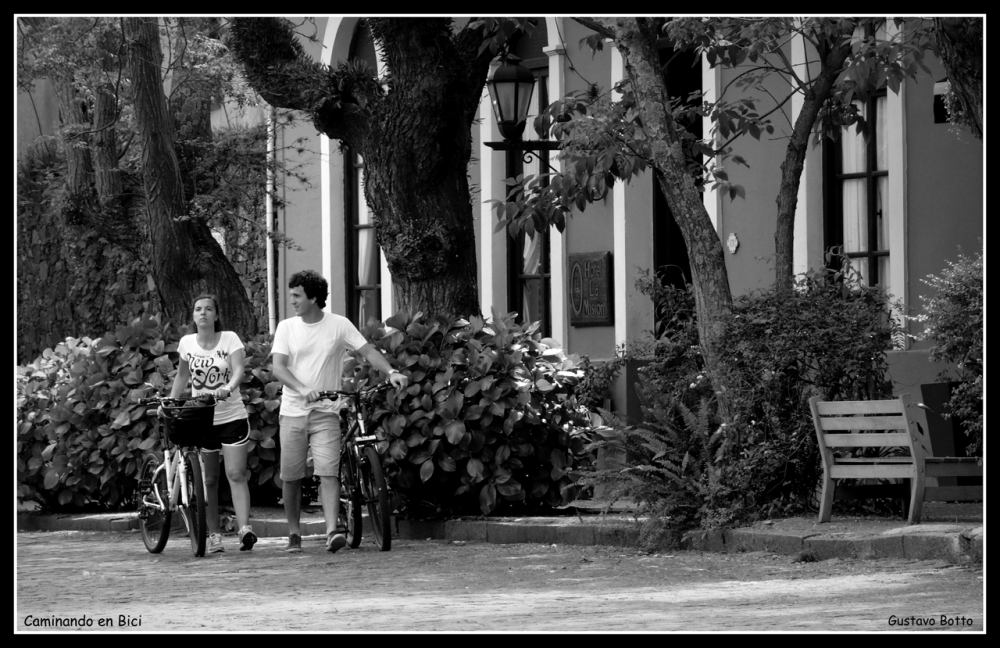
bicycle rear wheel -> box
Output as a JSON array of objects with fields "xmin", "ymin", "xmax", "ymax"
[
  {"xmin": 137, "ymin": 452, "xmax": 171, "ymax": 553},
  {"xmin": 361, "ymin": 446, "xmax": 391, "ymax": 551},
  {"xmin": 180, "ymin": 451, "xmax": 207, "ymax": 557},
  {"xmin": 340, "ymin": 450, "xmax": 363, "ymax": 549}
]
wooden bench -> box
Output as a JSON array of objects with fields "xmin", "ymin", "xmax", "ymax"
[{"xmin": 809, "ymin": 395, "xmax": 983, "ymax": 524}]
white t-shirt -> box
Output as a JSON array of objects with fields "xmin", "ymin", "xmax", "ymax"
[
  {"xmin": 271, "ymin": 312, "xmax": 369, "ymax": 416},
  {"xmin": 176, "ymin": 331, "xmax": 249, "ymax": 425}
]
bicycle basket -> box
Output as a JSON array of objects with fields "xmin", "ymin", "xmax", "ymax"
[{"xmin": 161, "ymin": 397, "xmax": 216, "ymax": 447}]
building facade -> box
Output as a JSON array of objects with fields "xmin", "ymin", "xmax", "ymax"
[
  {"xmin": 255, "ymin": 17, "xmax": 982, "ymax": 422},
  {"xmin": 18, "ymin": 18, "xmax": 978, "ymax": 419}
]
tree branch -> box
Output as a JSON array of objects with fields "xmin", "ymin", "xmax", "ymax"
[
  {"xmin": 718, "ymin": 65, "xmax": 790, "ymax": 100},
  {"xmin": 228, "ymin": 18, "xmax": 332, "ymax": 112},
  {"xmin": 771, "ymin": 42, "xmax": 808, "ymax": 93},
  {"xmin": 228, "ymin": 17, "xmax": 359, "ymax": 140},
  {"xmin": 571, "ymin": 17, "xmax": 616, "ymax": 41}
]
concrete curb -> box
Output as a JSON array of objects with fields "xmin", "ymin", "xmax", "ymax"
[
  {"xmin": 17, "ymin": 511, "xmax": 642, "ymax": 548},
  {"xmin": 17, "ymin": 511, "xmax": 981, "ymax": 563},
  {"xmin": 17, "ymin": 512, "xmax": 141, "ymax": 534},
  {"xmin": 681, "ymin": 522, "xmax": 984, "ymax": 564}
]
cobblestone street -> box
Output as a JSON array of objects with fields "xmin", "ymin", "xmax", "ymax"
[{"xmin": 17, "ymin": 530, "xmax": 983, "ymax": 632}]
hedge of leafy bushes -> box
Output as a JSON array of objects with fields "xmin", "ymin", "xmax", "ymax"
[
  {"xmin": 587, "ymin": 266, "xmax": 904, "ymax": 545},
  {"xmin": 345, "ymin": 310, "xmax": 595, "ymax": 517},
  {"xmin": 17, "ymin": 314, "xmax": 284, "ymax": 511},
  {"xmin": 18, "ymin": 316, "xmax": 176, "ymax": 510},
  {"xmin": 18, "ymin": 310, "xmax": 596, "ymax": 517}
]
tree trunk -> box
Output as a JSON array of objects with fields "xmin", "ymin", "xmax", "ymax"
[
  {"xmin": 773, "ymin": 36, "xmax": 853, "ymax": 294},
  {"xmin": 363, "ymin": 20, "xmax": 483, "ymax": 318},
  {"xmin": 933, "ymin": 18, "xmax": 983, "ymax": 140},
  {"xmin": 229, "ymin": 17, "xmax": 491, "ymax": 321},
  {"xmin": 599, "ymin": 18, "xmax": 734, "ymax": 421},
  {"xmin": 168, "ymin": 17, "xmax": 219, "ymax": 206},
  {"xmin": 52, "ymin": 76, "xmax": 93, "ymax": 201},
  {"xmin": 93, "ymin": 27, "xmax": 123, "ymax": 209},
  {"xmin": 125, "ymin": 17, "xmax": 255, "ymax": 337},
  {"xmin": 365, "ymin": 134, "xmax": 482, "ymax": 319}
]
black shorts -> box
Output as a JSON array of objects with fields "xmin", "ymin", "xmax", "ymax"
[{"xmin": 201, "ymin": 418, "xmax": 251, "ymax": 452}]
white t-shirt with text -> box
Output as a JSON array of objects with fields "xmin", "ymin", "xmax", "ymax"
[
  {"xmin": 176, "ymin": 331, "xmax": 249, "ymax": 425},
  {"xmin": 271, "ymin": 312, "xmax": 368, "ymax": 416}
]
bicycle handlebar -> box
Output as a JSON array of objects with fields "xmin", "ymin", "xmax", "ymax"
[
  {"xmin": 137, "ymin": 394, "xmax": 226, "ymax": 407},
  {"xmin": 317, "ymin": 381, "xmax": 394, "ymax": 403}
]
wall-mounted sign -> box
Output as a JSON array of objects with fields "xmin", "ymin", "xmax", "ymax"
[{"xmin": 568, "ymin": 252, "xmax": 613, "ymax": 327}]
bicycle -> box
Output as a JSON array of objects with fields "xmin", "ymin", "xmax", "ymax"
[
  {"xmin": 134, "ymin": 394, "xmax": 217, "ymax": 557},
  {"xmin": 317, "ymin": 382, "xmax": 394, "ymax": 551}
]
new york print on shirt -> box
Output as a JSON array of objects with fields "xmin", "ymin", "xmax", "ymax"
[{"xmin": 189, "ymin": 348, "xmax": 231, "ymax": 391}]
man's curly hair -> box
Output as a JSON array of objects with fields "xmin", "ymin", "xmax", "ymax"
[{"xmin": 288, "ymin": 269, "xmax": 328, "ymax": 309}]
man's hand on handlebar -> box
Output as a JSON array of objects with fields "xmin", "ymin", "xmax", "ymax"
[{"xmin": 388, "ymin": 371, "xmax": 409, "ymax": 390}]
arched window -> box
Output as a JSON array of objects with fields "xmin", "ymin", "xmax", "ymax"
[{"xmin": 345, "ymin": 21, "xmax": 381, "ymax": 326}]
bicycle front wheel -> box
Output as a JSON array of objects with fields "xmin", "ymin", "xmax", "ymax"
[
  {"xmin": 137, "ymin": 452, "xmax": 171, "ymax": 553},
  {"xmin": 340, "ymin": 451, "xmax": 363, "ymax": 549},
  {"xmin": 361, "ymin": 446, "xmax": 391, "ymax": 551},
  {"xmin": 180, "ymin": 451, "xmax": 207, "ymax": 557}
]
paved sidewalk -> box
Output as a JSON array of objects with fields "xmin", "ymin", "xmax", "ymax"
[{"xmin": 17, "ymin": 501, "xmax": 982, "ymax": 563}]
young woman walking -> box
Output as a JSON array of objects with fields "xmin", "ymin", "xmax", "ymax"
[{"xmin": 170, "ymin": 294, "xmax": 257, "ymax": 553}]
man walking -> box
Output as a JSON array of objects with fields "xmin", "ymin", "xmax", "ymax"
[{"xmin": 271, "ymin": 270, "xmax": 408, "ymax": 553}]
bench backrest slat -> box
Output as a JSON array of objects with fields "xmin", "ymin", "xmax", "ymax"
[
  {"xmin": 809, "ymin": 395, "xmax": 922, "ymax": 460},
  {"xmin": 821, "ymin": 432, "xmax": 912, "ymax": 447},
  {"xmin": 828, "ymin": 464, "xmax": 916, "ymax": 479},
  {"xmin": 816, "ymin": 415, "xmax": 908, "ymax": 431},
  {"xmin": 814, "ymin": 400, "xmax": 907, "ymax": 415}
]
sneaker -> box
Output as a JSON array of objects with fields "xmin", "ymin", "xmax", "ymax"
[
  {"xmin": 284, "ymin": 534, "xmax": 302, "ymax": 553},
  {"xmin": 208, "ymin": 533, "xmax": 225, "ymax": 554},
  {"xmin": 326, "ymin": 526, "xmax": 347, "ymax": 554},
  {"xmin": 239, "ymin": 525, "xmax": 257, "ymax": 552}
]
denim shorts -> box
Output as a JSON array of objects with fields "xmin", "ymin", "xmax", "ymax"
[{"xmin": 278, "ymin": 410, "xmax": 341, "ymax": 481}]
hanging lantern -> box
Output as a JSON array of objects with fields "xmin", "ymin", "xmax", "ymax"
[{"xmin": 487, "ymin": 54, "xmax": 536, "ymax": 141}]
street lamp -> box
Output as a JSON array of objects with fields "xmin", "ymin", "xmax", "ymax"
[
  {"xmin": 485, "ymin": 54, "xmax": 561, "ymax": 171},
  {"xmin": 485, "ymin": 54, "xmax": 560, "ymax": 335},
  {"xmin": 487, "ymin": 54, "xmax": 537, "ymax": 141}
]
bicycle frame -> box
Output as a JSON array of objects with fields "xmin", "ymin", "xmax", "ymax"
[
  {"xmin": 318, "ymin": 383, "xmax": 394, "ymax": 550},
  {"xmin": 136, "ymin": 394, "xmax": 212, "ymax": 556},
  {"xmin": 138, "ymin": 394, "xmax": 217, "ymax": 512},
  {"xmin": 343, "ymin": 397, "xmax": 379, "ymax": 448},
  {"xmin": 322, "ymin": 386, "xmax": 388, "ymax": 454},
  {"xmin": 145, "ymin": 444, "xmax": 201, "ymax": 513}
]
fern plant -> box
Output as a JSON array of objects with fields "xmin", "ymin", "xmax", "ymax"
[{"xmin": 582, "ymin": 397, "xmax": 730, "ymax": 548}]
